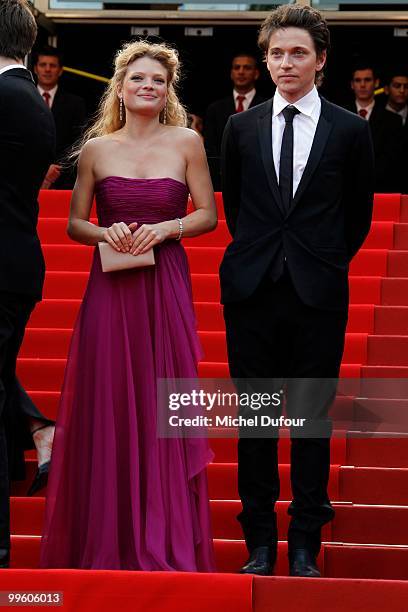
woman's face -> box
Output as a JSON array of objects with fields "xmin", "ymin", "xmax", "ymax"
[{"xmin": 120, "ymin": 56, "xmax": 168, "ymax": 118}]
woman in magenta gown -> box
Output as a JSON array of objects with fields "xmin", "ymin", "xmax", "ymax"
[{"xmin": 40, "ymin": 41, "xmax": 217, "ymax": 570}]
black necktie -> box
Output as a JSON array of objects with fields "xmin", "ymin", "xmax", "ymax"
[{"xmin": 279, "ymin": 105, "xmax": 300, "ymax": 213}]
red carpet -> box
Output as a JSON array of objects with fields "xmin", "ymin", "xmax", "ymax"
[{"xmin": 5, "ymin": 191, "xmax": 408, "ymax": 609}]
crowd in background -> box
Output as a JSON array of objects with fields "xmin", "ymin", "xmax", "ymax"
[{"xmin": 32, "ymin": 45, "xmax": 407, "ymax": 194}]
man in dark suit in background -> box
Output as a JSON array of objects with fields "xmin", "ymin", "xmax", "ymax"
[
  {"xmin": 0, "ymin": 0, "xmax": 56, "ymax": 568},
  {"xmin": 384, "ymin": 69, "xmax": 408, "ymax": 194},
  {"xmin": 204, "ymin": 53, "xmax": 267, "ymax": 189},
  {"xmin": 221, "ymin": 4, "xmax": 374, "ymax": 578},
  {"xmin": 34, "ymin": 46, "xmax": 86, "ymax": 189},
  {"xmin": 349, "ymin": 63, "xmax": 403, "ymax": 193}
]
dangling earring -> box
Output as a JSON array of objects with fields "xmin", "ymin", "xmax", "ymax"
[
  {"xmin": 163, "ymin": 102, "xmax": 167, "ymax": 125},
  {"xmin": 119, "ymin": 96, "xmax": 124, "ymax": 123}
]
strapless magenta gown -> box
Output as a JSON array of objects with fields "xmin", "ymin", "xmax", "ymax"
[{"xmin": 40, "ymin": 177, "xmax": 215, "ymax": 571}]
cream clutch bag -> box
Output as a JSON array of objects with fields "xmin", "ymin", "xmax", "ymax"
[{"xmin": 98, "ymin": 242, "xmax": 155, "ymax": 272}]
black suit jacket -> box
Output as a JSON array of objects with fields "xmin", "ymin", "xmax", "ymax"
[
  {"xmin": 204, "ymin": 92, "xmax": 268, "ymax": 158},
  {"xmin": 0, "ymin": 68, "xmax": 55, "ymax": 299},
  {"xmin": 50, "ymin": 88, "xmax": 86, "ymax": 188},
  {"xmin": 220, "ymin": 97, "xmax": 375, "ymax": 311},
  {"xmin": 348, "ymin": 101, "xmax": 403, "ymax": 193}
]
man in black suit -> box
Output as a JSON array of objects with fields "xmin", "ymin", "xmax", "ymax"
[
  {"xmin": 220, "ymin": 4, "xmax": 374, "ymax": 577},
  {"xmin": 0, "ymin": 0, "xmax": 56, "ymax": 568},
  {"xmin": 384, "ymin": 69, "xmax": 408, "ymax": 194},
  {"xmin": 204, "ymin": 54, "xmax": 267, "ymax": 189},
  {"xmin": 34, "ymin": 46, "xmax": 86, "ymax": 189},
  {"xmin": 349, "ymin": 63, "xmax": 403, "ymax": 193}
]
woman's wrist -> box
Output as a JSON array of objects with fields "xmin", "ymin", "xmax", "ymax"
[{"xmin": 165, "ymin": 219, "xmax": 181, "ymax": 240}]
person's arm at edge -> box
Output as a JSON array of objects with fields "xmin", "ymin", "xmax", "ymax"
[
  {"xmin": 221, "ymin": 116, "xmax": 241, "ymax": 237},
  {"xmin": 67, "ymin": 140, "xmax": 132, "ymax": 252},
  {"xmin": 345, "ymin": 119, "xmax": 375, "ymax": 260}
]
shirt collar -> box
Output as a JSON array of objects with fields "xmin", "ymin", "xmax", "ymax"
[
  {"xmin": 356, "ymin": 99, "xmax": 375, "ymax": 114},
  {"xmin": 386, "ymin": 102, "xmax": 408, "ymax": 120},
  {"xmin": 0, "ymin": 64, "xmax": 27, "ymax": 75},
  {"xmin": 37, "ymin": 84, "xmax": 58, "ymax": 98},
  {"xmin": 273, "ymin": 85, "xmax": 319, "ymax": 118},
  {"xmin": 233, "ymin": 88, "xmax": 255, "ymax": 101}
]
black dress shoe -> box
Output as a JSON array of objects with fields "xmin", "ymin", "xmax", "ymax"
[
  {"xmin": 289, "ymin": 549, "xmax": 321, "ymax": 577},
  {"xmin": 0, "ymin": 549, "xmax": 10, "ymax": 569},
  {"xmin": 27, "ymin": 461, "xmax": 50, "ymax": 496},
  {"xmin": 239, "ymin": 546, "xmax": 273, "ymax": 576}
]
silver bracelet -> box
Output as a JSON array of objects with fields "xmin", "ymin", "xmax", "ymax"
[{"xmin": 175, "ymin": 217, "xmax": 183, "ymax": 241}]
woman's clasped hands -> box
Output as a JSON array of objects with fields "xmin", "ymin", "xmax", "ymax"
[{"xmin": 102, "ymin": 220, "xmax": 173, "ymax": 255}]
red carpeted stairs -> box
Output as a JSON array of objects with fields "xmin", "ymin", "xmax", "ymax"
[{"xmin": 2, "ymin": 192, "xmax": 408, "ymax": 611}]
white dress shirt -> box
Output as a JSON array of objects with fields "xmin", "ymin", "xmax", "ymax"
[
  {"xmin": 37, "ymin": 84, "xmax": 58, "ymax": 107},
  {"xmin": 386, "ymin": 103, "xmax": 407, "ymax": 126},
  {"xmin": 272, "ymin": 86, "xmax": 321, "ymax": 197},
  {"xmin": 233, "ymin": 88, "xmax": 256, "ymax": 112},
  {"xmin": 356, "ymin": 99, "xmax": 375, "ymax": 121},
  {"xmin": 0, "ymin": 64, "xmax": 27, "ymax": 75}
]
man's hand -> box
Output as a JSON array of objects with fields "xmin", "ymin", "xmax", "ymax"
[{"xmin": 41, "ymin": 164, "xmax": 61, "ymax": 189}]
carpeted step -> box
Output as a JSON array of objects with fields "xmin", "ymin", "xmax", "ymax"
[
  {"xmin": 38, "ymin": 218, "xmax": 98, "ymax": 245},
  {"xmin": 12, "ymin": 497, "xmax": 408, "ymax": 546},
  {"xmin": 42, "ymin": 272, "xmax": 384, "ymax": 306},
  {"xmin": 253, "ymin": 575, "xmax": 408, "ymax": 612},
  {"xmin": 43, "ymin": 272, "xmax": 222, "ymax": 302},
  {"xmin": 17, "ymin": 358, "xmax": 66, "ymax": 391},
  {"xmin": 350, "ymin": 276, "xmax": 381, "ymax": 304},
  {"xmin": 361, "ymin": 221, "xmax": 394, "ymax": 249},
  {"xmin": 361, "ymin": 365, "xmax": 408, "ymax": 378},
  {"xmin": 17, "ymin": 358, "xmax": 231, "ymax": 391},
  {"xmin": 374, "ymin": 306, "xmax": 408, "ymax": 334},
  {"xmin": 401, "ymin": 195, "xmax": 408, "ymax": 221},
  {"xmin": 339, "ymin": 466, "xmax": 408, "ymax": 505},
  {"xmin": 207, "ymin": 464, "xmax": 340, "ymax": 502},
  {"xmin": 209, "ymin": 463, "xmax": 408, "ymax": 505},
  {"xmin": 371, "ymin": 194, "xmax": 401, "ymax": 221},
  {"xmin": 349, "ymin": 250, "xmax": 388, "ymax": 277},
  {"xmin": 29, "ymin": 299, "xmax": 81, "ymax": 328},
  {"xmin": 347, "ymin": 435, "xmax": 408, "ymax": 468},
  {"xmin": 209, "ymin": 437, "xmax": 347, "ymax": 465},
  {"xmin": 387, "ymin": 251, "xmax": 408, "ymax": 277},
  {"xmin": 214, "ymin": 435, "xmax": 408, "ymax": 469},
  {"xmin": 19, "ymin": 329, "xmax": 369, "ymax": 364},
  {"xmin": 43, "ymin": 271, "xmax": 88, "ymax": 299},
  {"xmin": 217, "ymin": 540, "xmax": 408, "ymax": 581},
  {"xmin": 211, "ymin": 500, "xmax": 408, "ymax": 545},
  {"xmin": 7, "ymin": 535, "xmax": 408, "ymax": 582},
  {"xmin": 192, "ymin": 274, "xmax": 220, "ymax": 302},
  {"xmin": 323, "ymin": 544, "xmax": 408, "ymax": 581},
  {"xmin": 2, "ymin": 557, "xmax": 255, "ymax": 612},
  {"xmin": 17, "ymin": 357, "xmax": 364, "ymax": 395},
  {"xmin": 38, "ymin": 189, "xmax": 72, "ymax": 217},
  {"xmin": 394, "ymin": 223, "xmax": 408, "ymax": 249},
  {"xmin": 347, "ymin": 305, "xmax": 374, "ymax": 333},
  {"xmin": 332, "ymin": 504, "xmax": 408, "ymax": 545},
  {"xmin": 38, "ymin": 218, "xmax": 401, "ymax": 251},
  {"xmin": 351, "ymin": 397, "xmax": 408, "ymax": 432},
  {"xmin": 381, "ymin": 278, "xmax": 408, "ymax": 305},
  {"xmin": 367, "ymin": 336, "xmax": 408, "ymax": 365}
]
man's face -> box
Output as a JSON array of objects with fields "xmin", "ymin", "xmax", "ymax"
[
  {"xmin": 385, "ymin": 76, "xmax": 408, "ymax": 109},
  {"xmin": 351, "ymin": 69, "xmax": 378, "ymax": 104},
  {"xmin": 230, "ymin": 56, "xmax": 259, "ymax": 92},
  {"xmin": 266, "ymin": 27, "xmax": 326, "ymax": 103},
  {"xmin": 34, "ymin": 55, "xmax": 63, "ymax": 89}
]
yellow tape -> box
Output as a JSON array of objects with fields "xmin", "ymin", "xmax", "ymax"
[{"xmin": 63, "ymin": 66, "xmax": 109, "ymax": 83}]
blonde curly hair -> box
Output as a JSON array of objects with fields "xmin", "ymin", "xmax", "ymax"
[{"xmin": 71, "ymin": 40, "xmax": 187, "ymax": 160}]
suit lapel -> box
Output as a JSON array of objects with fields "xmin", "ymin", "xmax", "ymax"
[
  {"xmin": 290, "ymin": 97, "xmax": 333, "ymax": 212},
  {"xmin": 257, "ymin": 98, "xmax": 285, "ymax": 216}
]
